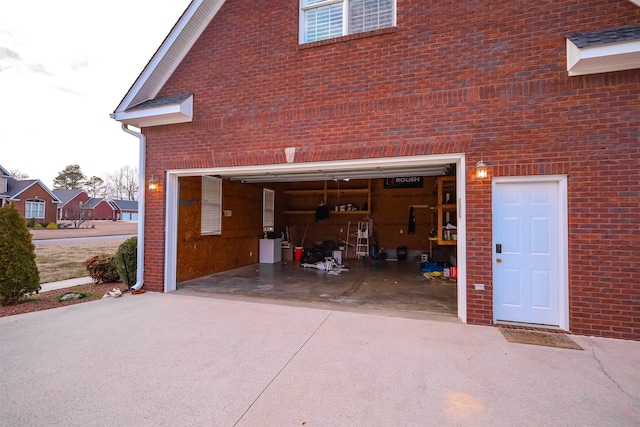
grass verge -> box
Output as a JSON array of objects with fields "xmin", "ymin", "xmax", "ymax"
[{"xmin": 34, "ymin": 240, "xmax": 127, "ymax": 283}]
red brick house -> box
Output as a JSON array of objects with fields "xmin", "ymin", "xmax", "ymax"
[
  {"xmin": 111, "ymin": 199, "xmax": 139, "ymax": 221},
  {"xmin": 85, "ymin": 198, "xmax": 117, "ymax": 221},
  {"xmin": 0, "ymin": 165, "xmax": 60, "ymax": 225},
  {"xmin": 52, "ymin": 189, "xmax": 91, "ymax": 221},
  {"xmin": 111, "ymin": 0, "xmax": 640, "ymax": 340}
]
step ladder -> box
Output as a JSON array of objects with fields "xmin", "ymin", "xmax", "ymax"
[{"xmin": 355, "ymin": 220, "xmax": 369, "ymax": 258}]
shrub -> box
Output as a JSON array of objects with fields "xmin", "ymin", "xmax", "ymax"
[
  {"xmin": 116, "ymin": 237, "xmax": 137, "ymax": 289},
  {"xmin": 84, "ymin": 253, "xmax": 120, "ymax": 284},
  {"xmin": 46, "ymin": 222, "xmax": 58, "ymax": 230},
  {"xmin": 27, "ymin": 218, "xmax": 36, "ymax": 229},
  {"xmin": 0, "ymin": 204, "xmax": 40, "ymax": 305},
  {"xmin": 34, "ymin": 223, "xmax": 44, "ymax": 229}
]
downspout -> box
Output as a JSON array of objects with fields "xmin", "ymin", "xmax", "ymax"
[{"xmin": 120, "ymin": 123, "xmax": 146, "ymax": 291}]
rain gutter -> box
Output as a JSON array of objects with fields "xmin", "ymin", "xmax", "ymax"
[{"xmin": 120, "ymin": 123, "xmax": 146, "ymax": 291}]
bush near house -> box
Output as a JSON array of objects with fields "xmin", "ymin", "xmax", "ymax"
[
  {"xmin": 46, "ymin": 223, "xmax": 58, "ymax": 230},
  {"xmin": 0, "ymin": 203, "xmax": 40, "ymax": 306},
  {"xmin": 84, "ymin": 253, "xmax": 119, "ymax": 284},
  {"xmin": 115, "ymin": 237, "xmax": 137, "ymax": 289}
]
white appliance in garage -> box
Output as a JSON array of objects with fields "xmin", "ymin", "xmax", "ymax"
[{"xmin": 259, "ymin": 238, "xmax": 282, "ymax": 263}]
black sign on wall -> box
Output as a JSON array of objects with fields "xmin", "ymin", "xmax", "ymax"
[{"xmin": 383, "ymin": 176, "xmax": 423, "ymax": 189}]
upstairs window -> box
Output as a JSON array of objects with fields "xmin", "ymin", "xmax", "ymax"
[
  {"xmin": 300, "ymin": 0, "xmax": 395, "ymax": 44},
  {"xmin": 26, "ymin": 199, "xmax": 45, "ymax": 219}
]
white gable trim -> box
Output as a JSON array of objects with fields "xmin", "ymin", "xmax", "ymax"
[
  {"xmin": 113, "ymin": 0, "xmax": 226, "ymax": 114},
  {"xmin": 567, "ymin": 37, "xmax": 640, "ymax": 76},
  {"xmin": 10, "ymin": 181, "xmax": 62, "ymax": 204}
]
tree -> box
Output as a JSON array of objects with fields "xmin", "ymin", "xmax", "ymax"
[
  {"xmin": 53, "ymin": 164, "xmax": 87, "ymax": 190},
  {"xmin": 8, "ymin": 169, "xmax": 29, "ymax": 180},
  {"xmin": 0, "ymin": 203, "xmax": 40, "ymax": 305},
  {"xmin": 85, "ymin": 176, "xmax": 105, "ymax": 198},
  {"xmin": 105, "ymin": 165, "xmax": 138, "ymax": 201},
  {"xmin": 64, "ymin": 201, "xmax": 93, "ymax": 229}
]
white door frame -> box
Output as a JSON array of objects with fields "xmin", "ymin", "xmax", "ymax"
[
  {"xmin": 492, "ymin": 175, "xmax": 569, "ymax": 330},
  {"xmin": 163, "ymin": 154, "xmax": 468, "ymax": 323}
]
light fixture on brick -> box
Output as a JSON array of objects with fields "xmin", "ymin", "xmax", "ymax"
[
  {"xmin": 475, "ymin": 157, "xmax": 488, "ymax": 179},
  {"xmin": 148, "ymin": 176, "xmax": 158, "ymax": 190}
]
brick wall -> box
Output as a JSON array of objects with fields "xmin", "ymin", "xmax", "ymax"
[
  {"xmin": 141, "ymin": 0, "xmax": 640, "ymax": 339},
  {"xmin": 176, "ymin": 176, "xmax": 264, "ymax": 282}
]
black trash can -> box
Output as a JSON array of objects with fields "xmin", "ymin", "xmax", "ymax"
[{"xmin": 396, "ymin": 246, "xmax": 408, "ymax": 261}]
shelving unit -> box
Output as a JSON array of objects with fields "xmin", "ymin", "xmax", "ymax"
[
  {"xmin": 284, "ymin": 179, "xmax": 371, "ymax": 215},
  {"xmin": 429, "ymin": 176, "xmax": 457, "ymax": 246}
]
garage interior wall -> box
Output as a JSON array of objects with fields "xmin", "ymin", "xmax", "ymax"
[{"xmin": 176, "ymin": 174, "xmax": 456, "ymax": 282}]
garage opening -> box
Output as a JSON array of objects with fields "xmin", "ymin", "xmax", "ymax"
[{"xmin": 164, "ymin": 155, "xmax": 466, "ymax": 321}]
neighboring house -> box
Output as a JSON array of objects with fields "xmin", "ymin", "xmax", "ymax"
[
  {"xmin": 111, "ymin": 199, "xmax": 139, "ymax": 221},
  {"xmin": 0, "ymin": 164, "xmax": 60, "ymax": 224},
  {"xmin": 111, "ymin": 1, "xmax": 640, "ymax": 340},
  {"xmin": 52, "ymin": 189, "xmax": 90, "ymax": 220},
  {"xmin": 0, "ymin": 164, "xmax": 11, "ymax": 200},
  {"xmin": 84, "ymin": 198, "xmax": 117, "ymax": 221}
]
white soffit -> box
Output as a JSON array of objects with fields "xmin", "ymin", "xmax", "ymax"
[
  {"xmin": 566, "ymin": 25, "xmax": 640, "ymax": 76},
  {"xmin": 567, "ymin": 38, "xmax": 640, "ymax": 76},
  {"xmin": 111, "ymin": 94, "xmax": 193, "ymax": 128}
]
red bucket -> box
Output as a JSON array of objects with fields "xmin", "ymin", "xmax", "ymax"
[
  {"xmin": 294, "ymin": 247, "xmax": 303, "ymax": 261},
  {"xmin": 450, "ymin": 267, "xmax": 457, "ymax": 278}
]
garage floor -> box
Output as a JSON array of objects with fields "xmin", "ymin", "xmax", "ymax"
[{"xmin": 176, "ymin": 259, "xmax": 458, "ymax": 319}]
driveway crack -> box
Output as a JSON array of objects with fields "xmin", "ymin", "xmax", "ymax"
[
  {"xmin": 588, "ymin": 343, "xmax": 638, "ymax": 404},
  {"xmin": 233, "ymin": 310, "xmax": 334, "ymax": 426}
]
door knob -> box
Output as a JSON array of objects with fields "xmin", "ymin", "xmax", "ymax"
[{"xmin": 496, "ymin": 258, "xmax": 502, "ymax": 263}]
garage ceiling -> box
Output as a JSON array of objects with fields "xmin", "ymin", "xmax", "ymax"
[{"xmin": 220, "ymin": 164, "xmax": 452, "ymax": 183}]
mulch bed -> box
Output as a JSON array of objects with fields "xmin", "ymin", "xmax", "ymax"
[{"xmin": 0, "ymin": 282, "xmax": 130, "ymax": 317}]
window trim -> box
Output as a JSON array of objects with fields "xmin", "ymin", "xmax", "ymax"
[
  {"xmin": 299, "ymin": 0, "xmax": 396, "ymax": 45},
  {"xmin": 201, "ymin": 176, "xmax": 222, "ymax": 236},
  {"xmin": 25, "ymin": 198, "xmax": 45, "ymax": 219}
]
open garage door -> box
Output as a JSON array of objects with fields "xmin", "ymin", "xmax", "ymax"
[{"xmin": 163, "ymin": 154, "xmax": 467, "ymax": 322}]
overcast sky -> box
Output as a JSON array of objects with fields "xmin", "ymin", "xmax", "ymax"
[{"xmin": 0, "ymin": 1, "xmax": 192, "ymax": 188}]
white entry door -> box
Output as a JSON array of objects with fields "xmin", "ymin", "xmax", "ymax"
[{"xmin": 493, "ymin": 177, "xmax": 567, "ymax": 327}]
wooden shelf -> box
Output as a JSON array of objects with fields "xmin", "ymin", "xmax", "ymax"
[
  {"xmin": 284, "ymin": 210, "xmax": 371, "ymax": 215},
  {"xmin": 432, "ymin": 176, "xmax": 457, "ymax": 245},
  {"xmin": 284, "ymin": 189, "xmax": 326, "ymax": 196},
  {"xmin": 284, "ymin": 179, "xmax": 371, "ymax": 215}
]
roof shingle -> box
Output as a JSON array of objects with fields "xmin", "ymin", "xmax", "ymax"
[{"xmin": 567, "ymin": 24, "xmax": 640, "ymax": 48}]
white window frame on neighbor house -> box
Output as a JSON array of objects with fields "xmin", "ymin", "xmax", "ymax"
[
  {"xmin": 201, "ymin": 176, "xmax": 222, "ymax": 235},
  {"xmin": 263, "ymin": 188, "xmax": 275, "ymax": 233},
  {"xmin": 299, "ymin": 0, "xmax": 396, "ymax": 44},
  {"xmin": 25, "ymin": 199, "xmax": 45, "ymax": 219}
]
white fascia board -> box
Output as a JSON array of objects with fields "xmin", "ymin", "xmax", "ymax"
[
  {"xmin": 112, "ymin": 95, "xmax": 193, "ymax": 128},
  {"xmin": 567, "ymin": 38, "xmax": 640, "ymax": 76},
  {"xmin": 629, "ymin": 0, "xmax": 640, "ymax": 7}
]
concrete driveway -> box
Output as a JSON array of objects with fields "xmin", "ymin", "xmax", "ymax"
[{"xmin": 1, "ymin": 293, "xmax": 639, "ymax": 426}]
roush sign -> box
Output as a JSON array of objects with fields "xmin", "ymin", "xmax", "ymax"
[{"xmin": 383, "ymin": 176, "xmax": 423, "ymax": 189}]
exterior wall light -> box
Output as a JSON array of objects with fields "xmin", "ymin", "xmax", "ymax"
[
  {"xmin": 475, "ymin": 158, "xmax": 488, "ymax": 179},
  {"xmin": 148, "ymin": 176, "xmax": 158, "ymax": 191}
]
